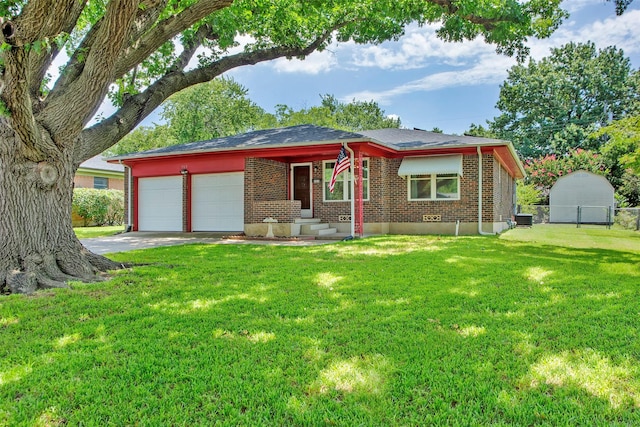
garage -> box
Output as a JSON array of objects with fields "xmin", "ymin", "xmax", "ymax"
[
  {"xmin": 138, "ymin": 176, "xmax": 183, "ymax": 231},
  {"xmin": 191, "ymin": 172, "xmax": 244, "ymax": 231}
]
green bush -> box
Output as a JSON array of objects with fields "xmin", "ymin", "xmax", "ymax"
[
  {"xmin": 72, "ymin": 188, "xmax": 124, "ymax": 226},
  {"xmin": 615, "ymin": 209, "xmax": 640, "ymax": 230}
]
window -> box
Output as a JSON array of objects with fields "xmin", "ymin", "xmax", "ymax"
[
  {"xmin": 408, "ymin": 173, "xmax": 459, "ymax": 200},
  {"xmin": 323, "ymin": 159, "xmax": 369, "ymax": 201},
  {"xmin": 93, "ymin": 177, "xmax": 108, "ymax": 189}
]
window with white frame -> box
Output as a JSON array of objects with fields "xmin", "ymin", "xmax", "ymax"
[
  {"xmin": 323, "ymin": 159, "xmax": 369, "ymax": 201},
  {"xmin": 408, "ymin": 173, "xmax": 459, "ymax": 200}
]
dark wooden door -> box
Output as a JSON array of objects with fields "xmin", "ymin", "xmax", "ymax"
[{"xmin": 293, "ymin": 165, "xmax": 311, "ymax": 213}]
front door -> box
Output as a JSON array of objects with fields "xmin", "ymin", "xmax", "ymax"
[{"xmin": 292, "ymin": 163, "xmax": 312, "ymax": 218}]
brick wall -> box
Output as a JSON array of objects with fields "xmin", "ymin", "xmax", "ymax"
[
  {"xmin": 245, "ymin": 158, "xmax": 288, "ymax": 223},
  {"xmin": 252, "ymin": 201, "xmax": 301, "ymax": 223},
  {"xmin": 243, "ymin": 153, "xmax": 509, "ymax": 230},
  {"xmin": 493, "ymin": 158, "xmax": 516, "ymax": 222},
  {"xmin": 385, "ymin": 154, "xmax": 493, "ymax": 223},
  {"xmin": 73, "ymin": 175, "xmax": 94, "ymax": 188},
  {"xmin": 74, "ymin": 175, "xmax": 124, "ymax": 190},
  {"xmin": 108, "ymin": 177, "xmax": 125, "ymax": 191}
]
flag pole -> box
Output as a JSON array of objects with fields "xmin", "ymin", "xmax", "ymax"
[{"xmin": 343, "ymin": 143, "xmax": 355, "ymax": 237}]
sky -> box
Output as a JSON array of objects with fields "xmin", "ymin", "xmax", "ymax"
[
  {"xmin": 122, "ymin": 1, "xmax": 640, "ymax": 136},
  {"xmin": 188, "ymin": 0, "xmax": 640, "ymax": 136}
]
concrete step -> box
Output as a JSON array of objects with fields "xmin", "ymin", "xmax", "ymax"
[
  {"xmin": 301, "ymin": 223, "xmax": 329, "ymax": 234},
  {"xmin": 317, "ymin": 227, "xmax": 338, "ymax": 236},
  {"xmin": 294, "ymin": 218, "xmax": 321, "ymax": 224}
]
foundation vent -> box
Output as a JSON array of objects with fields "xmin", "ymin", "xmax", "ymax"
[
  {"xmin": 423, "ymin": 214, "xmax": 442, "ymax": 222},
  {"xmin": 338, "ymin": 215, "xmax": 351, "ymax": 222}
]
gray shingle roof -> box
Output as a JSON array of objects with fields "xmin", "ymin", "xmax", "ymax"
[
  {"xmin": 113, "ymin": 125, "xmax": 364, "ymax": 159},
  {"xmin": 108, "ymin": 125, "xmax": 510, "ymax": 160},
  {"xmin": 80, "ymin": 155, "xmax": 125, "ymax": 172},
  {"xmin": 360, "ymin": 128, "xmax": 508, "ymax": 150}
]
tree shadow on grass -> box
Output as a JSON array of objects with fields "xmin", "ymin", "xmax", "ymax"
[{"xmin": 1, "ymin": 236, "xmax": 639, "ymax": 425}]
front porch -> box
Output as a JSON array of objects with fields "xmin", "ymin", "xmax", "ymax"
[{"xmin": 244, "ymin": 200, "xmax": 348, "ymax": 238}]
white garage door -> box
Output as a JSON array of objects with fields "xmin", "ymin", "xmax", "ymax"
[
  {"xmin": 138, "ymin": 176, "xmax": 182, "ymax": 231},
  {"xmin": 192, "ymin": 172, "xmax": 244, "ymax": 231}
]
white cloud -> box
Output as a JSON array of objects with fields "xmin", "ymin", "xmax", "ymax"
[
  {"xmin": 344, "ymin": 8, "xmax": 640, "ymax": 105},
  {"xmin": 562, "ymin": 0, "xmax": 597, "ymax": 14},
  {"xmin": 528, "ymin": 9, "xmax": 640, "ymax": 60},
  {"xmin": 351, "ymin": 25, "xmax": 494, "ymax": 70},
  {"xmin": 346, "ymin": 54, "xmax": 513, "ymax": 105},
  {"xmin": 272, "ymin": 49, "xmax": 338, "ymax": 74}
]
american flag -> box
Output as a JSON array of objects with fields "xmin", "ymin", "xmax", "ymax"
[{"xmin": 329, "ymin": 146, "xmax": 350, "ymax": 193}]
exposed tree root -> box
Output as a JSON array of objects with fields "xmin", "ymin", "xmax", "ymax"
[{"xmin": 1, "ymin": 247, "xmax": 124, "ymax": 295}]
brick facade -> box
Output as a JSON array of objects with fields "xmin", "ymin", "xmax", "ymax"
[
  {"xmin": 244, "ymin": 158, "xmax": 289, "ymax": 223},
  {"xmin": 493, "ymin": 157, "xmax": 516, "ymax": 223},
  {"xmin": 74, "ymin": 174, "xmax": 124, "ymax": 190},
  {"xmin": 241, "ymin": 151, "xmax": 513, "ymax": 235}
]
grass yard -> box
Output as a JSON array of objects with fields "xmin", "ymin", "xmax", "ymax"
[
  {"xmin": 74, "ymin": 225, "xmax": 124, "ymax": 239},
  {"xmin": 1, "ymin": 227, "xmax": 639, "ymax": 425}
]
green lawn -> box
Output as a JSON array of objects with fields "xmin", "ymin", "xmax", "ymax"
[
  {"xmin": 500, "ymin": 223, "xmax": 640, "ymax": 252},
  {"xmin": 74, "ymin": 225, "xmax": 124, "ymax": 239},
  {"xmin": 1, "ymin": 228, "xmax": 639, "ymax": 425}
]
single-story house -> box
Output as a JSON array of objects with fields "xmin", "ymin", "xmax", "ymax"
[
  {"xmin": 107, "ymin": 125, "xmax": 525, "ymax": 236},
  {"xmin": 75, "ymin": 155, "xmax": 125, "ymax": 191}
]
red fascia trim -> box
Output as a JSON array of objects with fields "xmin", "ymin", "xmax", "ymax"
[{"xmin": 125, "ymin": 153, "xmax": 245, "ymax": 177}]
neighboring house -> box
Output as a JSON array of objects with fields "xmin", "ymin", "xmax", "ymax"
[
  {"xmin": 107, "ymin": 125, "xmax": 525, "ymax": 236},
  {"xmin": 73, "ymin": 156, "xmax": 125, "ymax": 226},
  {"xmin": 75, "ymin": 155, "xmax": 125, "ymax": 191},
  {"xmin": 549, "ymin": 170, "xmax": 615, "ymax": 224}
]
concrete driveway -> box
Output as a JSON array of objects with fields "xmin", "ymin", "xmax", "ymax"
[{"xmin": 81, "ymin": 232, "xmax": 330, "ymax": 254}]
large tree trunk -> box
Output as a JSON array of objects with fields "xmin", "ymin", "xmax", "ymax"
[{"xmin": 0, "ymin": 122, "xmax": 121, "ymax": 295}]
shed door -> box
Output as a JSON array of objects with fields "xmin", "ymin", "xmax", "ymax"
[
  {"xmin": 138, "ymin": 176, "xmax": 182, "ymax": 231},
  {"xmin": 192, "ymin": 172, "xmax": 244, "ymax": 231}
]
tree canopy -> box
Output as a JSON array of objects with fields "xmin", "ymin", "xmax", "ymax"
[
  {"xmin": 107, "ymin": 86, "xmax": 401, "ymax": 155},
  {"xmin": 489, "ymin": 42, "xmax": 640, "ymax": 159},
  {"xmin": 0, "ymin": 0, "xmax": 606, "ymax": 293},
  {"xmin": 160, "ymin": 77, "xmax": 268, "ymax": 144}
]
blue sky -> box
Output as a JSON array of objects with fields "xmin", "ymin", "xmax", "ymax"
[{"xmin": 208, "ymin": 0, "xmax": 640, "ymax": 135}]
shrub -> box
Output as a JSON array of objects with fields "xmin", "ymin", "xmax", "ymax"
[
  {"xmin": 516, "ymin": 182, "xmax": 543, "ymax": 206},
  {"xmin": 73, "ymin": 188, "xmax": 124, "ymax": 226},
  {"xmin": 615, "ymin": 209, "xmax": 639, "ymax": 230}
]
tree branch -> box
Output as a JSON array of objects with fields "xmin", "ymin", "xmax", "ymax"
[
  {"xmin": 113, "ymin": 0, "xmax": 233, "ymax": 79},
  {"xmin": 3, "ymin": 0, "xmax": 85, "ymax": 46},
  {"xmin": 27, "ymin": 1, "xmax": 87, "ymax": 100},
  {"xmin": 39, "ymin": 0, "xmax": 140, "ymax": 144},
  {"xmin": 46, "ymin": 0, "xmax": 167, "ymax": 105},
  {"xmin": 429, "ymin": 0, "xmax": 516, "ymax": 31},
  {"xmin": 76, "ymin": 27, "xmax": 339, "ymax": 161},
  {"xmin": 2, "ymin": 47, "xmax": 42, "ymax": 154}
]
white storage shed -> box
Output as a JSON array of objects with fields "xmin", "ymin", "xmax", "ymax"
[{"xmin": 549, "ymin": 170, "xmax": 615, "ymax": 224}]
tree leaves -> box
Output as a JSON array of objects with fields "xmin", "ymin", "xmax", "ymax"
[{"xmin": 490, "ymin": 42, "xmax": 639, "ymax": 159}]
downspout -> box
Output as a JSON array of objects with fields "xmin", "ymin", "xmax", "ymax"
[
  {"xmin": 344, "ymin": 143, "xmax": 356, "ymax": 237},
  {"xmin": 120, "ymin": 161, "xmax": 133, "ymax": 232},
  {"xmin": 477, "ymin": 146, "xmax": 494, "ymax": 235}
]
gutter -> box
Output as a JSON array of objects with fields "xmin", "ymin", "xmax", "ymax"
[{"xmin": 119, "ymin": 160, "xmax": 133, "ymax": 231}]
